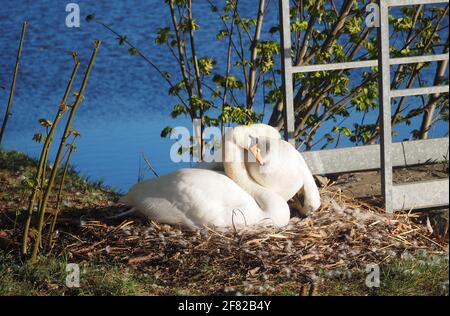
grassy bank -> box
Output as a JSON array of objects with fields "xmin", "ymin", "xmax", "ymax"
[
  {"xmin": 1, "ymin": 251, "xmax": 448, "ymax": 295},
  {"xmin": 0, "ymin": 149, "xmax": 448, "ymax": 296}
]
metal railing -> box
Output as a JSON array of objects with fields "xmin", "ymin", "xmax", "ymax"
[{"xmin": 278, "ymin": 0, "xmax": 449, "ymax": 212}]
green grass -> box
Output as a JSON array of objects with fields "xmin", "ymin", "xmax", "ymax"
[
  {"xmin": 0, "ymin": 252, "xmax": 447, "ymax": 296},
  {"xmin": 0, "ymin": 253, "xmax": 164, "ymax": 296},
  {"xmin": 317, "ymin": 254, "xmax": 449, "ymax": 296},
  {"xmin": 0, "ymin": 252, "xmax": 212, "ymax": 295},
  {"xmin": 0, "ymin": 149, "xmax": 121, "ymax": 197}
]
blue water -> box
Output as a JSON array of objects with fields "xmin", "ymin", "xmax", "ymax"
[
  {"xmin": 0, "ymin": 1, "xmax": 448, "ymax": 192},
  {"xmin": 0, "ymin": 0, "xmax": 221, "ymax": 192}
]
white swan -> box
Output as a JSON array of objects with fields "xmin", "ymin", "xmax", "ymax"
[
  {"xmin": 119, "ymin": 127, "xmax": 290, "ymax": 229},
  {"xmin": 198, "ymin": 124, "xmax": 321, "ymax": 215}
]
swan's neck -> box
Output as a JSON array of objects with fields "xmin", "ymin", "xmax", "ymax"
[
  {"xmin": 224, "ymin": 141, "xmax": 262, "ymax": 196},
  {"xmin": 223, "ymin": 136, "xmax": 289, "ymax": 227}
]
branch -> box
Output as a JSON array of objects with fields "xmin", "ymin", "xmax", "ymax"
[
  {"xmin": 247, "ymin": 0, "xmax": 266, "ymax": 108},
  {"xmin": 168, "ymin": 0, "xmax": 196, "ymax": 119},
  {"xmin": 90, "ymin": 18, "xmax": 190, "ymax": 110}
]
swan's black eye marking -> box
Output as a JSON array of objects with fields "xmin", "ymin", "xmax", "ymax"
[{"xmin": 248, "ymin": 135, "xmax": 259, "ymax": 146}]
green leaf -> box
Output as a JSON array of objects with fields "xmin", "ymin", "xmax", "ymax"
[
  {"xmin": 38, "ymin": 118, "xmax": 52, "ymax": 128},
  {"xmin": 117, "ymin": 35, "xmax": 127, "ymax": 45},
  {"xmin": 160, "ymin": 126, "xmax": 173, "ymax": 138},
  {"xmin": 32, "ymin": 133, "xmax": 45, "ymax": 143},
  {"xmin": 291, "ymin": 19, "xmax": 308, "ymax": 32},
  {"xmin": 255, "ymin": 41, "xmax": 280, "ymax": 72},
  {"xmin": 85, "ymin": 14, "xmax": 95, "ymax": 22},
  {"xmin": 342, "ymin": 127, "xmax": 352, "ymax": 137},
  {"xmin": 21, "ymin": 178, "xmax": 36, "ymax": 190},
  {"xmin": 170, "ymin": 104, "xmax": 187, "ymax": 118},
  {"xmin": 269, "ymin": 26, "xmax": 279, "ymax": 34},
  {"xmin": 263, "ymin": 79, "xmax": 274, "ymax": 88},
  {"xmin": 216, "ymin": 29, "xmax": 228, "ymax": 41},
  {"xmin": 213, "ymin": 74, "xmax": 243, "ymax": 89},
  {"xmin": 344, "ymin": 16, "xmax": 362, "ymax": 35},
  {"xmin": 155, "ymin": 27, "xmax": 173, "ymax": 45},
  {"xmin": 128, "ymin": 47, "xmax": 138, "ymax": 55},
  {"xmin": 179, "ymin": 17, "xmax": 199, "ymax": 32},
  {"xmin": 197, "ymin": 58, "xmax": 216, "ymax": 75},
  {"xmin": 393, "ymin": 17, "xmax": 413, "ymax": 31}
]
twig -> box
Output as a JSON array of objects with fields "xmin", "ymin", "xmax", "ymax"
[
  {"xmin": 21, "ymin": 54, "xmax": 80, "ymax": 255},
  {"xmin": 30, "ymin": 40, "xmax": 101, "ymax": 263},
  {"xmin": 141, "ymin": 152, "xmax": 159, "ymax": 178},
  {"xmin": 0, "ymin": 22, "xmax": 27, "ymax": 145}
]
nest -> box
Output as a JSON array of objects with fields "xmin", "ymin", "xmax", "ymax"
[{"xmin": 49, "ymin": 187, "xmax": 448, "ymax": 294}]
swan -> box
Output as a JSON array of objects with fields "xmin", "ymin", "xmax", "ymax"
[
  {"xmin": 119, "ymin": 128, "xmax": 290, "ymax": 229},
  {"xmin": 198, "ymin": 124, "xmax": 321, "ymax": 215}
]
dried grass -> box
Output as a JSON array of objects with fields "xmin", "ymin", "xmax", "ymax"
[{"xmin": 49, "ymin": 186, "xmax": 448, "ymax": 292}]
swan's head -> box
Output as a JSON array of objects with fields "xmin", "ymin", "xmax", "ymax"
[
  {"xmin": 224, "ymin": 125, "xmax": 281, "ymax": 166},
  {"xmin": 224, "ymin": 125, "xmax": 262, "ymax": 165},
  {"xmin": 246, "ymin": 123, "xmax": 281, "ymax": 140}
]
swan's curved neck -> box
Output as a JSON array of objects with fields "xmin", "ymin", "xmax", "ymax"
[
  {"xmin": 223, "ymin": 127, "xmax": 289, "ymax": 226},
  {"xmin": 224, "ymin": 141, "xmax": 264, "ymax": 196}
]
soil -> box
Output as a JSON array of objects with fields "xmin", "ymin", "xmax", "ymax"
[
  {"xmin": 329, "ymin": 163, "xmax": 448, "ymax": 199},
  {"xmin": 319, "ymin": 163, "xmax": 449, "ymax": 239}
]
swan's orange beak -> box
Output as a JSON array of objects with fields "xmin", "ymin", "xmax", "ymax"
[{"xmin": 249, "ymin": 144, "xmax": 264, "ymax": 165}]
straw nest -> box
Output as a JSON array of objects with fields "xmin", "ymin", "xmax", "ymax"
[{"xmin": 50, "ymin": 186, "xmax": 448, "ymax": 293}]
